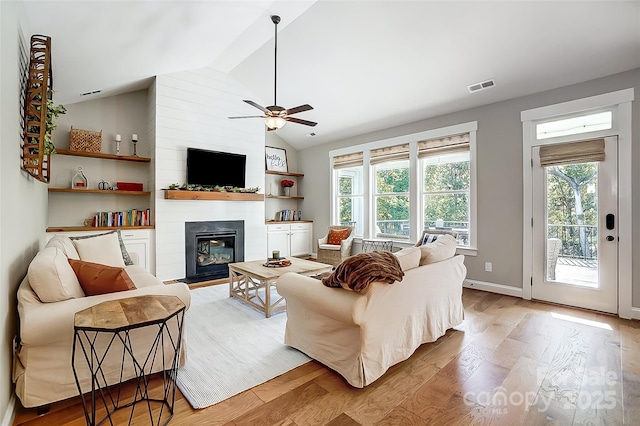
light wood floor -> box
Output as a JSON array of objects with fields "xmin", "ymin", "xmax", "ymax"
[{"xmin": 13, "ymin": 288, "xmax": 640, "ymax": 425}]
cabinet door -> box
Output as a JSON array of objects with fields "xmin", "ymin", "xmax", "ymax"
[
  {"xmin": 290, "ymin": 223, "xmax": 311, "ymax": 257},
  {"xmin": 267, "ymin": 225, "xmax": 291, "ymax": 258},
  {"xmin": 118, "ymin": 230, "xmax": 151, "ymax": 272}
]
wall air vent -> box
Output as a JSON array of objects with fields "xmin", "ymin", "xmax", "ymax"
[
  {"xmin": 467, "ymin": 79, "xmax": 495, "ymax": 93},
  {"xmin": 81, "ymin": 90, "xmax": 101, "ymax": 96}
]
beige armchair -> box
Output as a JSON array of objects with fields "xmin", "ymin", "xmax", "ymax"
[{"xmin": 317, "ymin": 226, "xmax": 354, "ymax": 267}]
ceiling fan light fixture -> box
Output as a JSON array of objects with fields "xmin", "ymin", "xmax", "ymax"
[{"xmin": 265, "ymin": 116, "xmax": 286, "ymax": 129}]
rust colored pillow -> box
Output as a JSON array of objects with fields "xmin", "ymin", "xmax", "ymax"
[
  {"xmin": 68, "ymin": 259, "xmax": 136, "ymax": 296},
  {"xmin": 327, "ymin": 228, "xmax": 350, "ymax": 245}
]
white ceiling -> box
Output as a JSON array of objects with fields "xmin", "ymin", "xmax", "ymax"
[{"xmin": 23, "ymin": 1, "xmax": 640, "ymax": 150}]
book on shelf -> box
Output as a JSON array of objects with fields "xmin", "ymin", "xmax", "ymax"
[
  {"xmin": 92, "ymin": 208, "xmax": 151, "ymax": 227},
  {"xmin": 275, "ymin": 210, "xmax": 301, "ymax": 221}
]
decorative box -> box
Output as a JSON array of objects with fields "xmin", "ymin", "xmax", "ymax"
[{"xmin": 116, "ymin": 182, "xmax": 143, "ymax": 191}]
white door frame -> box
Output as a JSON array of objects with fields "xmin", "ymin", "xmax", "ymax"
[{"xmin": 521, "ymin": 88, "xmax": 634, "ymax": 318}]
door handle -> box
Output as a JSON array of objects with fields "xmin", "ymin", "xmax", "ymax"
[
  {"xmin": 606, "ymin": 214, "xmax": 615, "ymax": 230},
  {"xmin": 606, "ymin": 236, "xmax": 615, "ymax": 242}
]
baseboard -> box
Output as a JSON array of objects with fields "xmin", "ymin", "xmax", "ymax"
[
  {"xmin": 630, "ymin": 307, "xmax": 640, "ymax": 320},
  {"xmin": 1, "ymin": 395, "xmax": 16, "ymax": 426},
  {"xmin": 463, "ymin": 279, "xmax": 523, "ymax": 298}
]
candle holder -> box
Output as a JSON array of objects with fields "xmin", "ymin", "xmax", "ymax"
[
  {"xmin": 131, "ymin": 134, "xmax": 138, "ymax": 156},
  {"xmin": 115, "ymin": 134, "xmax": 121, "ymax": 155}
]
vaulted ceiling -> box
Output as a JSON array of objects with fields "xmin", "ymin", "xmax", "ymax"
[{"xmin": 23, "ymin": 1, "xmax": 640, "ymax": 149}]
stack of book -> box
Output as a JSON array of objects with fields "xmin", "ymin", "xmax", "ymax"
[
  {"xmin": 275, "ymin": 210, "xmax": 301, "ymax": 221},
  {"xmin": 92, "ymin": 208, "xmax": 151, "ymax": 227}
]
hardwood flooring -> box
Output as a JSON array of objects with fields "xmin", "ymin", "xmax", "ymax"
[{"xmin": 13, "ymin": 288, "xmax": 640, "ymax": 425}]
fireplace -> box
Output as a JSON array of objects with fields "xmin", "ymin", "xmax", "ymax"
[{"xmin": 184, "ymin": 221, "xmax": 244, "ymax": 283}]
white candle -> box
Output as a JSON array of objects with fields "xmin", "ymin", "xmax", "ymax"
[
  {"xmin": 132, "ymin": 134, "xmax": 138, "ymax": 141},
  {"xmin": 115, "ymin": 134, "xmax": 121, "ymax": 142}
]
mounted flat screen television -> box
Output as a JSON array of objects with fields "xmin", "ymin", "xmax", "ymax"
[{"xmin": 187, "ymin": 148, "xmax": 246, "ymax": 188}]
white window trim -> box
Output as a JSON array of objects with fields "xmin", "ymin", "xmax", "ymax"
[
  {"xmin": 330, "ymin": 121, "xmax": 478, "ymax": 254},
  {"xmin": 521, "ymin": 88, "xmax": 634, "ymax": 319}
]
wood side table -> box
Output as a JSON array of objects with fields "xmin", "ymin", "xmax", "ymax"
[
  {"xmin": 72, "ymin": 295, "xmax": 185, "ymax": 426},
  {"xmin": 229, "ymin": 257, "xmax": 333, "ymax": 317}
]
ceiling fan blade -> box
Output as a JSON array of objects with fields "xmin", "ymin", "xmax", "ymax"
[
  {"xmin": 243, "ymin": 100, "xmax": 269, "ymax": 114},
  {"xmin": 285, "ymin": 117, "xmax": 317, "ymax": 127},
  {"xmin": 228, "ymin": 115, "xmax": 265, "ymax": 119},
  {"xmin": 285, "ymin": 104, "xmax": 313, "ymax": 115}
]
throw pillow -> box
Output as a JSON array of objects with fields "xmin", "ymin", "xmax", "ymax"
[
  {"xmin": 68, "ymin": 259, "xmax": 136, "ymax": 296},
  {"xmin": 327, "ymin": 228, "xmax": 350, "ymax": 245},
  {"xmin": 419, "ymin": 234, "xmax": 457, "ymax": 265},
  {"xmin": 45, "ymin": 235, "xmax": 80, "ymax": 260},
  {"xmin": 393, "ymin": 247, "xmax": 421, "ymax": 271},
  {"xmin": 28, "ymin": 247, "xmax": 85, "ymax": 302},
  {"xmin": 70, "ymin": 231, "xmax": 131, "ymax": 267},
  {"xmin": 421, "ymin": 233, "xmax": 440, "ymax": 245},
  {"xmin": 415, "ymin": 230, "xmax": 458, "ymax": 247}
]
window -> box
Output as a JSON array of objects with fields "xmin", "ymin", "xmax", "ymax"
[
  {"xmin": 374, "ymin": 159, "xmax": 410, "ymax": 238},
  {"xmin": 333, "ymin": 152, "xmax": 364, "ymax": 236},
  {"xmin": 422, "ymin": 152, "xmax": 470, "ymax": 245},
  {"xmin": 336, "ymin": 167, "xmax": 364, "ymax": 235},
  {"xmin": 330, "ymin": 121, "xmax": 477, "ymax": 250},
  {"xmin": 419, "ymin": 133, "xmax": 470, "ymax": 246},
  {"xmin": 536, "ymin": 111, "xmax": 612, "ymax": 140}
]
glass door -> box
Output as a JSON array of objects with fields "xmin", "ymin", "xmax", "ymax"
[{"xmin": 531, "ymin": 137, "xmax": 618, "ymax": 313}]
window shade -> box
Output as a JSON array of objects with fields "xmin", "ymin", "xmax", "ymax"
[
  {"xmin": 539, "ymin": 139, "xmax": 605, "ymax": 167},
  {"xmin": 418, "ymin": 133, "xmax": 470, "ymax": 158},
  {"xmin": 333, "ymin": 152, "xmax": 363, "ymax": 169},
  {"xmin": 370, "ymin": 144, "xmax": 409, "ymax": 165}
]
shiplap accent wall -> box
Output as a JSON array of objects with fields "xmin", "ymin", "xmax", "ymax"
[{"xmin": 153, "ymin": 68, "xmax": 266, "ymax": 281}]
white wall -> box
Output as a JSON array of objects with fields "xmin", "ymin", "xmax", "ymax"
[
  {"xmin": 0, "ymin": 1, "xmax": 49, "ymax": 421},
  {"xmin": 299, "ymin": 68, "xmax": 639, "ymax": 303},
  {"xmin": 153, "ymin": 68, "xmax": 266, "ymax": 281}
]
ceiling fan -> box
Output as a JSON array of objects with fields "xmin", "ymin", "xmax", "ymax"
[{"xmin": 228, "ymin": 15, "xmax": 317, "ymax": 131}]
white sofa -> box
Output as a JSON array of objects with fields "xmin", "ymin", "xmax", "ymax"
[
  {"xmin": 13, "ymin": 231, "xmax": 191, "ymax": 408},
  {"xmin": 276, "ymin": 236, "xmax": 465, "ymax": 388}
]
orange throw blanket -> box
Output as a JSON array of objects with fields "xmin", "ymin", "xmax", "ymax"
[{"xmin": 322, "ymin": 251, "xmax": 404, "ymax": 292}]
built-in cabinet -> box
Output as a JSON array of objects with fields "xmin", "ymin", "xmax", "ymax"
[
  {"xmin": 47, "ymin": 149, "xmax": 153, "ymax": 232},
  {"xmin": 266, "ymin": 222, "xmax": 312, "ymax": 258},
  {"xmin": 265, "ymin": 169, "xmax": 312, "ymax": 258}
]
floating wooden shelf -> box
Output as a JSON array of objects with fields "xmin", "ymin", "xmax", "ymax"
[
  {"xmin": 164, "ymin": 190, "xmax": 264, "ymax": 201},
  {"xmin": 49, "ymin": 188, "xmax": 151, "ymax": 196},
  {"xmin": 46, "ymin": 226, "xmax": 155, "ymax": 232},
  {"xmin": 265, "ymin": 195, "xmax": 304, "ymax": 200},
  {"xmin": 56, "ymin": 149, "xmax": 151, "ymax": 163},
  {"xmin": 265, "ymin": 170, "xmax": 304, "ymax": 177}
]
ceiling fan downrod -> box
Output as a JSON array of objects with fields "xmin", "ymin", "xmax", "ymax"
[{"xmin": 271, "ymin": 15, "xmax": 280, "ymax": 108}]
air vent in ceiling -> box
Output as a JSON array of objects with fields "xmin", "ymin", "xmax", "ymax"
[{"xmin": 467, "ymin": 79, "xmax": 495, "ymax": 93}]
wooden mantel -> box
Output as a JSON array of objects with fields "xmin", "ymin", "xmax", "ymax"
[{"xmin": 164, "ymin": 190, "xmax": 264, "ymax": 201}]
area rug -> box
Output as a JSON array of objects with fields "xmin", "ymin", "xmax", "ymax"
[{"xmin": 176, "ymin": 284, "xmax": 310, "ymax": 409}]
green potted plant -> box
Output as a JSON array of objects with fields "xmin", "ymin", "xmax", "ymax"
[{"xmin": 44, "ymin": 94, "xmax": 66, "ymax": 155}]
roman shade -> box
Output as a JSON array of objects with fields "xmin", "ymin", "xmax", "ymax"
[
  {"xmin": 418, "ymin": 133, "xmax": 470, "ymax": 158},
  {"xmin": 333, "ymin": 152, "xmax": 363, "ymax": 169},
  {"xmin": 370, "ymin": 144, "xmax": 409, "ymax": 165},
  {"xmin": 539, "ymin": 138, "xmax": 605, "ymax": 167}
]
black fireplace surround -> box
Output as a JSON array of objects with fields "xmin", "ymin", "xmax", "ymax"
[{"xmin": 184, "ymin": 220, "xmax": 244, "ymax": 283}]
